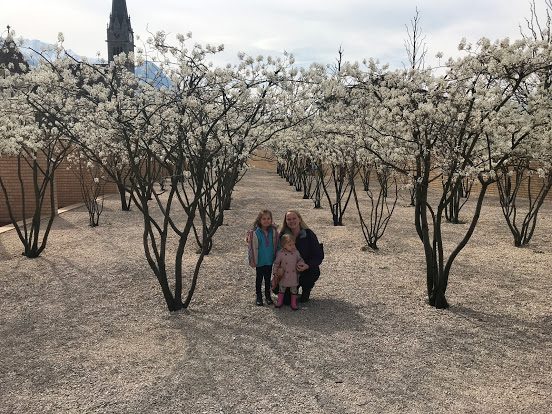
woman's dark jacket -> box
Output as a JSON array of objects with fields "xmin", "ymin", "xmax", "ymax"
[{"xmin": 282, "ymin": 228, "xmax": 323, "ymax": 270}]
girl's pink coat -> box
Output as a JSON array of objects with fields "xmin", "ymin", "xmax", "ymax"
[{"xmin": 272, "ymin": 249, "xmax": 305, "ymax": 287}]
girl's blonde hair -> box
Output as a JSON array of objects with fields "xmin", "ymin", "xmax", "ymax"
[
  {"xmin": 280, "ymin": 233, "xmax": 295, "ymax": 247},
  {"xmin": 281, "ymin": 210, "xmax": 309, "ymax": 234},
  {"xmin": 252, "ymin": 209, "xmax": 273, "ymax": 230}
]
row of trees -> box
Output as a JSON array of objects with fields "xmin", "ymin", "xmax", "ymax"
[
  {"xmin": 0, "ymin": 33, "xmax": 314, "ymax": 310},
  {"xmin": 1, "ymin": 7, "xmax": 551, "ymax": 310},
  {"xmin": 271, "ymin": 15, "xmax": 552, "ymax": 308}
]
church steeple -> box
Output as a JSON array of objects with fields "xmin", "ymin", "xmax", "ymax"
[
  {"xmin": 111, "ymin": 0, "xmax": 129, "ymax": 26},
  {"xmin": 107, "ymin": 0, "xmax": 135, "ymax": 72}
]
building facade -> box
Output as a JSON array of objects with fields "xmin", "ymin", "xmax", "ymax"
[{"xmin": 107, "ymin": 0, "xmax": 135, "ymax": 72}]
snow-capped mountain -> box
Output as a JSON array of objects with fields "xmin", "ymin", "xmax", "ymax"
[
  {"xmin": 1, "ymin": 37, "xmax": 167, "ymax": 86},
  {"xmin": 0, "ymin": 37, "xmax": 99, "ymax": 66}
]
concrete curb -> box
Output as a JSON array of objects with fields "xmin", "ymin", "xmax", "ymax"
[{"xmin": 0, "ymin": 194, "xmax": 116, "ymax": 235}]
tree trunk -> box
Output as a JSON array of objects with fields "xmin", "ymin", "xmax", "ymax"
[{"xmin": 117, "ymin": 182, "xmax": 132, "ymax": 211}]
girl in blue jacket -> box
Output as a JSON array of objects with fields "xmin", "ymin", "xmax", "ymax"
[{"xmin": 247, "ymin": 209, "xmax": 279, "ymax": 306}]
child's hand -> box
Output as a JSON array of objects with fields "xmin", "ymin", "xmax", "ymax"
[
  {"xmin": 297, "ymin": 263, "xmax": 309, "ymax": 272},
  {"xmin": 276, "ymin": 267, "xmax": 284, "ymax": 277}
]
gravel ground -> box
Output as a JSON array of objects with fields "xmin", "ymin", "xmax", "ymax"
[{"xmin": 0, "ymin": 166, "xmax": 551, "ymax": 414}]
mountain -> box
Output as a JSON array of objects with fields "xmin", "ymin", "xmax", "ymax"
[
  {"xmin": 1, "ymin": 37, "xmax": 168, "ymax": 86},
  {"xmin": 20, "ymin": 38, "xmax": 97, "ymax": 66},
  {"xmin": 134, "ymin": 60, "xmax": 171, "ymax": 88}
]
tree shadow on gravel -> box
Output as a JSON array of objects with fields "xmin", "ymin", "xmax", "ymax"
[
  {"xmin": 449, "ymin": 304, "xmax": 552, "ymax": 349},
  {"xmin": 136, "ymin": 303, "xmax": 375, "ymax": 413},
  {"xmin": 0, "ymin": 240, "xmax": 10, "ymax": 260},
  {"xmin": 50, "ymin": 215, "xmax": 77, "ymax": 230},
  {"xmin": 273, "ymin": 298, "xmax": 366, "ymax": 335}
]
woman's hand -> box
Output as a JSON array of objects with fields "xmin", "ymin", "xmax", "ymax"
[{"xmin": 297, "ymin": 263, "xmax": 309, "ymax": 272}]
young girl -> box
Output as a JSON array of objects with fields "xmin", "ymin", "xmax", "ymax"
[
  {"xmin": 272, "ymin": 233, "xmax": 305, "ymax": 310},
  {"xmin": 247, "ymin": 210, "xmax": 279, "ymax": 306}
]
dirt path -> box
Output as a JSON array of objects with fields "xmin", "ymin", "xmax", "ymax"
[{"xmin": 0, "ymin": 167, "xmax": 551, "ymax": 413}]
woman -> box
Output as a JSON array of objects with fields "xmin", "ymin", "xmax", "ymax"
[{"xmin": 279, "ymin": 210, "xmax": 323, "ymax": 302}]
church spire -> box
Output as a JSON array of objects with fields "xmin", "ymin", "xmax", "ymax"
[
  {"xmin": 111, "ymin": 0, "xmax": 130, "ymax": 26},
  {"xmin": 107, "ymin": 0, "xmax": 135, "ymax": 72}
]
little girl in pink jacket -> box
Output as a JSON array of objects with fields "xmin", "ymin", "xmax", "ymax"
[{"xmin": 272, "ymin": 233, "xmax": 305, "ymax": 310}]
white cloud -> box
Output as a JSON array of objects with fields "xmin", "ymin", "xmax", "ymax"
[{"xmin": 1, "ymin": 0, "xmax": 544, "ymax": 68}]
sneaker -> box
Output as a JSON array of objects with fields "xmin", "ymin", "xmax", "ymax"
[
  {"xmin": 265, "ymin": 296, "xmax": 274, "ymax": 305},
  {"xmin": 256, "ymin": 298, "xmax": 263, "ymax": 306}
]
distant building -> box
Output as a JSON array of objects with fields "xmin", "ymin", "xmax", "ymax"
[{"xmin": 107, "ymin": 0, "xmax": 135, "ymax": 73}]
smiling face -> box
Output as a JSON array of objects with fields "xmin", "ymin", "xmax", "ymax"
[
  {"xmin": 285, "ymin": 211, "xmax": 300, "ymax": 231},
  {"xmin": 260, "ymin": 214, "xmax": 272, "ymax": 229}
]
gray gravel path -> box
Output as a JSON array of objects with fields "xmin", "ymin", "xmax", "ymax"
[{"xmin": 1, "ymin": 166, "xmax": 551, "ymax": 413}]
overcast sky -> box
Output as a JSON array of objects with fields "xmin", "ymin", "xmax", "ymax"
[{"xmin": 1, "ymin": 0, "xmax": 545, "ymax": 68}]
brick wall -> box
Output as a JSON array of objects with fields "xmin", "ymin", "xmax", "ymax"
[
  {"xmin": 249, "ymin": 149, "xmax": 277, "ymax": 171},
  {"xmin": 484, "ymin": 173, "xmax": 552, "ymax": 202},
  {"xmin": 267, "ymin": 152, "xmax": 552, "ymax": 205},
  {"xmin": 55, "ymin": 158, "xmax": 118, "ymax": 208},
  {"xmin": 0, "ymin": 154, "xmax": 57, "ymax": 226},
  {"xmin": 1, "ymin": 155, "xmax": 119, "ymax": 226},
  {"xmin": 429, "ymin": 171, "xmax": 552, "ymax": 204},
  {"xmin": 3, "ymin": 150, "xmax": 549, "ymax": 226}
]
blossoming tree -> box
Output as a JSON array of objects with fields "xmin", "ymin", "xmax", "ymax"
[
  {"xmin": 343, "ymin": 37, "xmax": 552, "ymax": 308},
  {"xmin": 0, "ymin": 58, "xmax": 74, "ymax": 257}
]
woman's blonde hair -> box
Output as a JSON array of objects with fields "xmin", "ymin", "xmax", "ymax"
[
  {"xmin": 252, "ymin": 209, "xmax": 273, "ymax": 230},
  {"xmin": 281, "ymin": 210, "xmax": 309, "ymax": 234}
]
